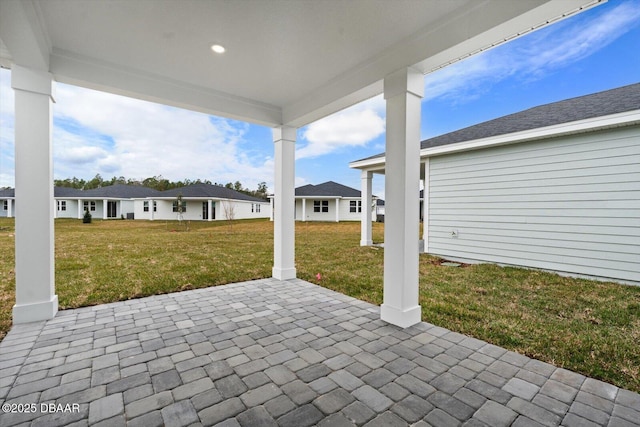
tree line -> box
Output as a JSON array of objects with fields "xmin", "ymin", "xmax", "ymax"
[{"xmin": 54, "ymin": 174, "xmax": 269, "ymax": 199}]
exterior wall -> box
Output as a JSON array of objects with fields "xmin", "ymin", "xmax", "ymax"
[
  {"xmin": 427, "ymin": 126, "xmax": 640, "ymax": 284},
  {"xmin": 0, "ymin": 199, "xmax": 13, "ymax": 218},
  {"xmin": 295, "ymin": 198, "xmax": 371, "ymax": 221},
  {"xmin": 134, "ymin": 199, "xmax": 270, "ymax": 221},
  {"xmin": 121, "ymin": 200, "xmax": 135, "ymax": 218},
  {"xmin": 55, "ymin": 199, "xmax": 79, "ymax": 218}
]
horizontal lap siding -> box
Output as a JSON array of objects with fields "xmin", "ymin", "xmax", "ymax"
[{"xmin": 428, "ymin": 126, "xmax": 640, "ymax": 283}]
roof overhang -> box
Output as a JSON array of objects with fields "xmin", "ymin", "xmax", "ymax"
[
  {"xmin": 350, "ymin": 109, "xmax": 640, "ymax": 172},
  {"xmin": 0, "ymin": 0, "xmax": 603, "ymax": 128}
]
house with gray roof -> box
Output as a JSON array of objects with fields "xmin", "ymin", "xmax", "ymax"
[
  {"xmin": 270, "ymin": 181, "xmax": 375, "ymax": 222},
  {"xmin": 0, "ymin": 188, "xmax": 15, "ymax": 218},
  {"xmin": 351, "ymin": 83, "xmax": 640, "ymax": 285},
  {"xmin": 134, "ymin": 183, "xmax": 270, "ymax": 221}
]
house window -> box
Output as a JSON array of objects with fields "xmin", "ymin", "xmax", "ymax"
[
  {"xmin": 143, "ymin": 201, "xmax": 149, "ymax": 212},
  {"xmin": 57, "ymin": 200, "xmax": 67, "ymax": 211},
  {"xmin": 256, "ymin": 204, "xmax": 260, "ymax": 213},
  {"xmin": 349, "ymin": 200, "xmax": 362, "ymax": 213},
  {"xmin": 172, "ymin": 201, "xmax": 187, "ymax": 212},
  {"xmin": 251, "ymin": 203, "xmax": 254, "ymax": 213},
  {"xmin": 84, "ymin": 201, "xmax": 96, "ymax": 211},
  {"xmin": 3, "ymin": 200, "xmax": 7, "ymax": 211},
  {"xmin": 314, "ymin": 200, "xmax": 329, "ymax": 213}
]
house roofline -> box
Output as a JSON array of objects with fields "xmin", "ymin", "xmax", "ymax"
[{"xmin": 350, "ymin": 109, "xmax": 640, "ymax": 171}]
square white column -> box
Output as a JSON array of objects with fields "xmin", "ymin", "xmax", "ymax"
[
  {"xmin": 360, "ymin": 171, "xmax": 373, "ymax": 246},
  {"xmin": 422, "ymin": 159, "xmax": 430, "ymax": 252},
  {"xmin": 272, "ymin": 126, "xmax": 297, "ymax": 280},
  {"xmin": 208, "ymin": 199, "xmax": 212, "ymax": 221},
  {"xmin": 381, "ymin": 67, "xmax": 423, "ymax": 328},
  {"xmin": 78, "ymin": 199, "xmax": 83, "ymax": 219},
  {"xmin": 269, "ymin": 198, "xmax": 274, "ymax": 221},
  {"xmin": 7, "ymin": 199, "xmax": 13, "ymax": 218},
  {"xmin": 103, "ymin": 200, "xmax": 108, "ymax": 219},
  {"xmin": 12, "ymin": 65, "xmax": 58, "ymax": 323},
  {"xmin": 301, "ymin": 198, "xmax": 306, "ymax": 222},
  {"xmin": 335, "ymin": 198, "xmax": 340, "ymax": 222}
]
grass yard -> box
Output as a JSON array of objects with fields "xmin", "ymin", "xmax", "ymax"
[{"xmin": 0, "ymin": 217, "xmax": 639, "ymax": 392}]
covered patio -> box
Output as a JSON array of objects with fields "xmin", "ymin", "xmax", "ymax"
[
  {"xmin": 3, "ymin": 0, "xmax": 639, "ymax": 425},
  {"xmin": 2, "ymin": 278, "xmax": 638, "ymax": 426}
]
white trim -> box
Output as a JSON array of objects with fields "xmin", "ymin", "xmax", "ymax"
[{"xmin": 349, "ymin": 110, "xmax": 640, "ymax": 171}]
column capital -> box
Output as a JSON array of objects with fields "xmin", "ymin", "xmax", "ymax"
[
  {"xmin": 272, "ymin": 126, "xmax": 297, "ymax": 143},
  {"xmin": 384, "ymin": 67, "xmax": 423, "ymax": 100},
  {"xmin": 11, "ymin": 64, "xmax": 56, "ymax": 101}
]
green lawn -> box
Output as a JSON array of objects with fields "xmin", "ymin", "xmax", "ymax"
[{"xmin": 0, "ymin": 217, "xmax": 638, "ymax": 392}]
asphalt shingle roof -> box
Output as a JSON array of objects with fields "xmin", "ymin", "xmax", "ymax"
[
  {"xmin": 295, "ymin": 181, "xmax": 361, "ymax": 197},
  {"xmin": 160, "ymin": 183, "xmax": 266, "ymax": 202},
  {"xmin": 78, "ymin": 184, "xmax": 162, "ymax": 198},
  {"xmin": 357, "ymin": 82, "xmax": 640, "ymax": 162},
  {"xmin": 0, "ymin": 188, "xmax": 15, "ymax": 198}
]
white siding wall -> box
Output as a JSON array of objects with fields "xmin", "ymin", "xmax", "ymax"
[
  {"xmin": 338, "ymin": 198, "xmax": 363, "ymax": 221},
  {"xmin": 427, "ymin": 126, "xmax": 640, "ymax": 284},
  {"xmin": 133, "ymin": 199, "xmax": 269, "ymax": 221}
]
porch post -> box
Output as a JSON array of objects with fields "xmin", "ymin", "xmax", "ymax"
[
  {"xmin": 335, "ymin": 198, "xmax": 340, "ymax": 222},
  {"xmin": 102, "ymin": 200, "xmax": 107, "ymax": 219},
  {"xmin": 7, "ymin": 199, "xmax": 13, "ymax": 218},
  {"xmin": 381, "ymin": 67, "xmax": 423, "ymax": 328},
  {"xmin": 422, "ymin": 159, "xmax": 430, "ymax": 253},
  {"xmin": 272, "ymin": 126, "xmax": 297, "ymax": 280},
  {"xmin": 301, "ymin": 198, "xmax": 306, "ymax": 222},
  {"xmin": 12, "ymin": 65, "xmax": 58, "ymax": 323},
  {"xmin": 269, "ymin": 197, "xmax": 274, "ymax": 221},
  {"xmin": 360, "ymin": 170, "xmax": 373, "ymax": 246},
  {"xmin": 150, "ymin": 200, "xmax": 155, "ymax": 221},
  {"xmin": 78, "ymin": 199, "xmax": 83, "ymax": 219},
  {"xmin": 208, "ymin": 199, "xmax": 212, "ymax": 221}
]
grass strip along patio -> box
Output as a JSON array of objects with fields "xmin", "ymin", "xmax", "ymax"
[{"xmin": 0, "ymin": 218, "xmax": 638, "ymax": 393}]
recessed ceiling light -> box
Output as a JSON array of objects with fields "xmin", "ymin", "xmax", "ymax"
[{"xmin": 211, "ymin": 44, "xmax": 225, "ymax": 54}]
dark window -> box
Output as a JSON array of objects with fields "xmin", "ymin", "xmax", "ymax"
[{"xmin": 314, "ymin": 200, "xmax": 329, "ymax": 213}]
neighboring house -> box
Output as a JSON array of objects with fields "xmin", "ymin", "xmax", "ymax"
[
  {"xmin": 351, "ymin": 83, "xmax": 640, "ymax": 285},
  {"xmin": 375, "ymin": 199, "xmax": 385, "ymax": 222},
  {"xmin": 5, "ymin": 183, "xmax": 269, "ymax": 221},
  {"xmin": 270, "ymin": 181, "xmax": 375, "ymax": 222},
  {"xmin": 0, "ymin": 188, "xmax": 14, "ymax": 218},
  {"xmin": 135, "ymin": 183, "xmax": 270, "ymax": 221}
]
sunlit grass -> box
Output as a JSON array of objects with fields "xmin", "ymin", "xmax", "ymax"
[{"xmin": 0, "ymin": 217, "xmax": 638, "ymax": 392}]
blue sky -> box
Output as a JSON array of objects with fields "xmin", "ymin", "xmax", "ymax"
[{"xmin": 1, "ymin": 0, "xmax": 639, "ymax": 199}]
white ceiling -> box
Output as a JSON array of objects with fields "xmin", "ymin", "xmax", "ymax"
[{"xmin": 0, "ymin": 0, "xmax": 602, "ymax": 127}]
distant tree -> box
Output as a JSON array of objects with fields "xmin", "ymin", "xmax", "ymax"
[
  {"xmin": 255, "ymin": 182, "xmax": 268, "ymax": 199},
  {"xmin": 85, "ymin": 174, "xmax": 104, "ymax": 189}
]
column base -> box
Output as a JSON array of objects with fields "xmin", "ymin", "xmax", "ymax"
[
  {"xmin": 360, "ymin": 240, "xmax": 373, "ymax": 246},
  {"xmin": 272, "ymin": 267, "xmax": 297, "ymax": 280},
  {"xmin": 13, "ymin": 295, "xmax": 58, "ymax": 324},
  {"xmin": 381, "ymin": 303, "xmax": 421, "ymax": 328}
]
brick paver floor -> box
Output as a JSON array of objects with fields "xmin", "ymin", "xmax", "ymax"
[{"xmin": 0, "ymin": 278, "xmax": 638, "ymax": 426}]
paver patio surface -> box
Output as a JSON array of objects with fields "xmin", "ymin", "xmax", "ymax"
[{"xmin": 0, "ymin": 278, "xmax": 638, "ymax": 426}]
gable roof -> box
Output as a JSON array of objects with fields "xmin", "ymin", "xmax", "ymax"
[
  {"xmin": 296, "ymin": 181, "xmax": 361, "ymax": 198},
  {"xmin": 160, "ymin": 183, "xmax": 266, "ymax": 202},
  {"xmin": 356, "ymin": 82, "xmax": 640, "ymax": 162},
  {"xmin": 0, "ymin": 188, "xmax": 15, "ymax": 198}
]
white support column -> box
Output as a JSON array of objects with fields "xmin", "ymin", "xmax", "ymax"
[
  {"xmin": 269, "ymin": 198, "xmax": 274, "ymax": 221},
  {"xmin": 360, "ymin": 171, "xmax": 373, "ymax": 246},
  {"xmin": 272, "ymin": 126, "xmax": 297, "ymax": 280},
  {"xmin": 422, "ymin": 159, "xmax": 430, "ymax": 253},
  {"xmin": 102, "ymin": 200, "xmax": 107, "ymax": 219},
  {"xmin": 78, "ymin": 199, "xmax": 83, "ymax": 219},
  {"xmin": 53, "ymin": 201, "xmax": 58, "ymax": 219},
  {"xmin": 12, "ymin": 65, "xmax": 58, "ymax": 323},
  {"xmin": 7, "ymin": 199, "xmax": 13, "ymax": 218},
  {"xmin": 150, "ymin": 200, "xmax": 155, "ymax": 221},
  {"xmin": 301, "ymin": 198, "xmax": 306, "ymax": 222},
  {"xmin": 208, "ymin": 199, "xmax": 212, "ymax": 221},
  {"xmin": 335, "ymin": 198, "xmax": 340, "ymax": 222},
  {"xmin": 381, "ymin": 67, "xmax": 423, "ymax": 328}
]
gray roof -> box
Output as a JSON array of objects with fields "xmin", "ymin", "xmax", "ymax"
[
  {"xmin": 296, "ymin": 181, "xmax": 361, "ymax": 197},
  {"xmin": 76, "ymin": 184, "xmax": 162, "ymax": 198},
  {"xmin": 357, "ymin": 82, "xmax": 640, "ymax": 162},
  {"xmin": 160, "ymin": 183, "xmax": 266, "ymax": 202},
  {"xmin": 54, "ymin": 187, "xmax": 84, "ymax": 197},
  {"xmin": 0, "ymin": 188, "xmax": 15, "ymax": 198}
]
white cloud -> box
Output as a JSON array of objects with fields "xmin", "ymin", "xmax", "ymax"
[
  {"xmin": 425, "ymin": 1, "xmax": 640, "ymax": 102},
  {"xmin": 51, "ymin": 83, "xmax": 274, "ymax": 191},
  {"xmin": 297, "ymin": 95, "xmax": 385, "ymax": 159}
]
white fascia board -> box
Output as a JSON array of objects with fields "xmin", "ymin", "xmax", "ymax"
[
  {"xmin": 421, "ymin": 109, "xmax": 640, "ymax": 158},
  {"xmin": 0, "ymin": 0, "xmax": 51, "ymax": 70},
  {"xmin": 350, "ymin": 110, "xmax": 640, "ymax": 171},
  {"xmin": 50, "ymin": 50, "xmax": 282, "ymax": 127}
]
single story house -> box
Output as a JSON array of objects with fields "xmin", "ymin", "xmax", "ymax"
[
  {"xmin": 270, "ymin": 181, "xmax": 375, "ymax": 222},
  {"xmin": 351, "ymin": 83, "xmax": 640, "ymax": 285},
  {"xmin": 134, "ymin": 183, "xmax": 271, "ymax": 221},
  {"xmin": 4, "ymin": 183, "xmax": 270, "ymax": 221}
]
